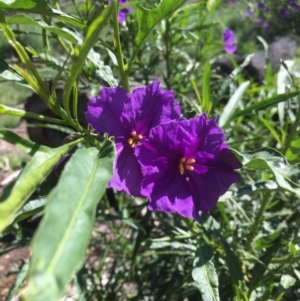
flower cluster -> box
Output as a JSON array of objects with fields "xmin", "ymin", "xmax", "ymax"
[
  {"xmin": 234, "ymin": 0, "xmax": 300, "ymax": 39},
  {"xmin": 86, "ymin": 82, "xmax": 241, "ymax": 220}
]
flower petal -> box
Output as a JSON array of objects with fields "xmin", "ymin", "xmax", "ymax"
[
  {"xmin": 132, "ymin": 81, "xmax": 181, "ymax": 135},
  {"xmin": 137, "ymin": 115, "xmax": 241, "ymax": 220},
  {"xmin": 86, "ymin": 86, "xmax": 134, "ymax": 137},
  {"xmin": 109, "ymin": 143, "xmax": 144, "ymax": 197}
]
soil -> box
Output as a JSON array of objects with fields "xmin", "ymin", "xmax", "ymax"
[{"xmin": 0, "ymin": 120, "xmax": 31, "ymax": 300}]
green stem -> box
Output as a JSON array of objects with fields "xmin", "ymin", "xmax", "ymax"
[
  {"xmin": 111, "ymin": 0, "xmax": 130, "ymax": 91},
  {"xmin": 282, "ymin": 94, "xmax": 300, "ymax": 154},
  {"xmin": 245, "ymin": 192, "xmax": 272, "ymax": 251}
]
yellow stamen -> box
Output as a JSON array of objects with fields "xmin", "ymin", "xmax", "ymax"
[
  {"xmin": 187, "ymin": 158, "xmax": 195, "ymax": 164},
  {"xmin": 128, "ymin": 138, "xmax": 133, "ymax": 145},
  {"xmin": 138, "ymin": 134, "xmax": 143, "ymax": 140},
  {"xmin": 179, "ymin": 163, "xmax": 184, "ymax": 175},
  {"xmin": 131, "ymin": 131, "xmax": 137, "ymax": 136},
  {"xmin": 186, "ymin": 165, "xmax": 194, "ymax": 171},
  {"xmin": 131, "ymin": 142, "xmax": 136, "ymax": 148},
  {"xmin": 180, "ymin": 158, "xmax": 186, "ymax": 163}
]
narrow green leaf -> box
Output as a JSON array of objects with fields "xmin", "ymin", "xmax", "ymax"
[
  {"xmin": 219, "ymin": 81, "xmax": 250, "ymax": 127},
  {"xmin": 0, "ymin": 126, "xmax": 48, "ymax": 153},
  {"xmin": 219, "ymin": 236, "xmax": 243, "ymax": 284},
  {"xmin": 259, "ymin": 117, "xmax": 281, "ymax": 145},
  {"xmin": 192, "ymin": 244, "xmax": 220, "ymax": 301},
  {"xmin": 274, "ymin": 292, "xmax": 285, "ymax": 301},
  {"xmin": 0, "ymin": 0, "xmax": 49, "ymax": 9},
  {"xmin": 0, "ymin": 104, "xmax": 68, "ymax": 125},
  {"xmin": 11, "ymin": 197, "xmax": 47, "ymax": 225},
  {"xmin": 220, "ymin": 181, "xmax": 278, "ymax": 201},
  {"xmin": 4, "ymin": 262, "xmax": 29, "ymax": 301},
  {"xmin": 249, "ymin": 243, "xmax": 280, "ymax": 293},
  {"xmin": 0, "ymin": 56, "xmax": 30, "ymax": 87},
  {"xmin": 21, "ymin": 143, "xmax": 115, "ymax": 301},
  {"xmin": 131, "ymin": 0, "xmax": 185, "ymax": 66},
  {"xmin": 229, "ymin": 91, "xmax": 298, "ymax": 120},
  {"xmin": 62, "ymin": 5, "xmax": 112, "ymax": 116},
  {"xmin": 0, "ymin": 2, "xmax": 84, "ymax": 28},
  {"xmin": 7, "ymin": 14, "xmax": 80, "ymax": 44},
  {"xmin": 0, "ymin": 129, "xmax": 82, "ymax": 232},
  {"xmin": 233, "ymin": 147, "xmax": 300, "ymax": 196},
  {"xmin": 202, "ymin": 62, "xmax": 212, "ymax": 114}
]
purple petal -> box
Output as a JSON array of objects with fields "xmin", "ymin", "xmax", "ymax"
[
  {"xmin": 107, "ymin": 0, "xmax": 131, "ymax": 23},
  {"xmin": 137, "ymin": 116, "xmax": 242, "ymax": 220},
  {"xmin": 86, "ymin": 87, "xmax": 133, "ymax": 138},
  {"xmin": 223, "ymin": 28, "xmax": 237, "ymax": 54},
  {"xmin": 131, "ymin": 81, "xmax": 181, "ymax": 135},
  {"xmin": 108, "ymin": 143, "xmax": 144, "ymax": 197}
]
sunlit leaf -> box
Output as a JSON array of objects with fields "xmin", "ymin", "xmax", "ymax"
[
  {"xmin": 0, "ymin": 127, "xmax": 81, "ymax": 232},
  {"xmin": 21, "ymin": 143, "xmax": 115, "ymax": 301},
  {"xmin": 192, "ymin": 244, "xmax": 220, "ymax": 301},
  {"xmin": 132, "ymin": 0, "xmax": 185, "ymax": 64},
  {"xmin": 233, "ymin": 147, "xmax": 300, "ymax": 196},
  {"xmin": 229, "ymin": 91, "xmax": 298, "ymax": 120}
]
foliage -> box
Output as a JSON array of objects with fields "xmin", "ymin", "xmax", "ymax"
[{"xmin": 0, "ymin": 0, "xmax": 299, "ymax": 300}]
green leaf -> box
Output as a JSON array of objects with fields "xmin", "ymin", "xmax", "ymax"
[
  {"xmin": 249, "ymin": 243, "xmax": 280, "ymax": 293},
  {"xmin": 21, "ymin": 143, "xmax": 115, "ymax": 301},
  {"xmin": 202, "ymin": 62, "xmax": 212, "ymax": 114},
  {"xmin": 132, "ymin": 0, "xmax": 185, "ymax": 64},
  {"xmin": 218, "ymin": 236, "xmax": 243, "ymax": 284},
  {"xmin": 0, "ymin": 104, "xmax": 68, "ymax": 125},
  {"xmin": 0, "ymin": 56, "xmax": 30, "ymax": 87},
  {"xmin": 280, "ymin": 274, "xmax": 296, "ymax": 289},
  {"xmin": 0, "ymin": 0, "xmax": 49, "ymax": 9},
  {"xmin": 219, "ymin": 81, "xmax": 250, "ymax": 127},
  {"xmin": 7, "ymin": 14, "xmax": 81, "ymax": 44},
  {"xmin": 62, "ymin": 5, "xmax": 112, "ymax": 116},
  {"xmin": 285, "ymin": 137, "xmax": 300, "ymax": 164},
  {"xmin": 4, "ymin": 262, "xmax": 29, "ymax": 301},
  {"xmin": 0, "ymin": 128, "xmax": 81, "ymax": 232},
  {"xmin": 233, "ymin": 147, "xmax": 300, "ymax": 196},
  {"xmin": 229, "ymin": 91, "xmax": 298, "ymax": 120},
  {"xmin": 0, "ymin": 126, "xmax": 49, "ymax": 153},
  {"xmin": 11, "ymin": 197, "xmax": 47, "ymax": 225},
  {"xmin": 192, "ymin": 244, "xmax": 220, "ymax": 301}
]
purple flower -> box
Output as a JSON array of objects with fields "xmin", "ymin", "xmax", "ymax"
[
  {"xmin": 108, "ymin": 0, "xmax": 131, "ymax": 23},
  {"xmin": 257, "ymin": 2, "xmax": 264, "ymax": 9},
  {"xmin": 223, "ymin": 28, "xmax": 237, "ymax": 54},
  {"xmin": 136, "ymin": 115, "xmax": 242, "ymax": 220},
  {"xmin": 86, "ymin": 82, "xmax": 181, "ymax": 197},
  {"xmin": 263, "ymin": 22, "xmax": 269, "ymax": 29},
  {"xmin": 257, "ymin": 2, "xmax": 269, "ymax": 11},
  {"xmin": 246, "ymin": 9, "xmax": 253, "ymax": 18},
  {"xmin": 255, "ymin": 18, "xmax": 263, "ymax": 25},
  {"xmin": 279, "ymin": 8, "xmax": 289, "ymax": 16},
  {"xmin": 230, "ymin": 0, "xmax": 238, "ymax": 6},
  {"xmin": 288, "ymin": 0, "xmax": 300, "ymax": 9}
]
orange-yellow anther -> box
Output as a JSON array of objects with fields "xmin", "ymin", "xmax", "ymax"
[
  {"xmin": 186, "ymin": 165, "xmax": 194, "ymax": 171},
  {"xmin": 128, "ymin": 138, "xmax": 133, "ymax": 145},
  {"xmin": 128, "ymin": 131, "xmax": 143, "ymax": 147},
  {"xmin": 186, "ymin": 158, "xmax": 195, "ymax": 164},
  {"xmin": 178, "ymin": 157, "xmax": 195, "ymax": 175},
  {"xmin": 179, "ymin": 163, "xmax": 184, "ymax": 175}
]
